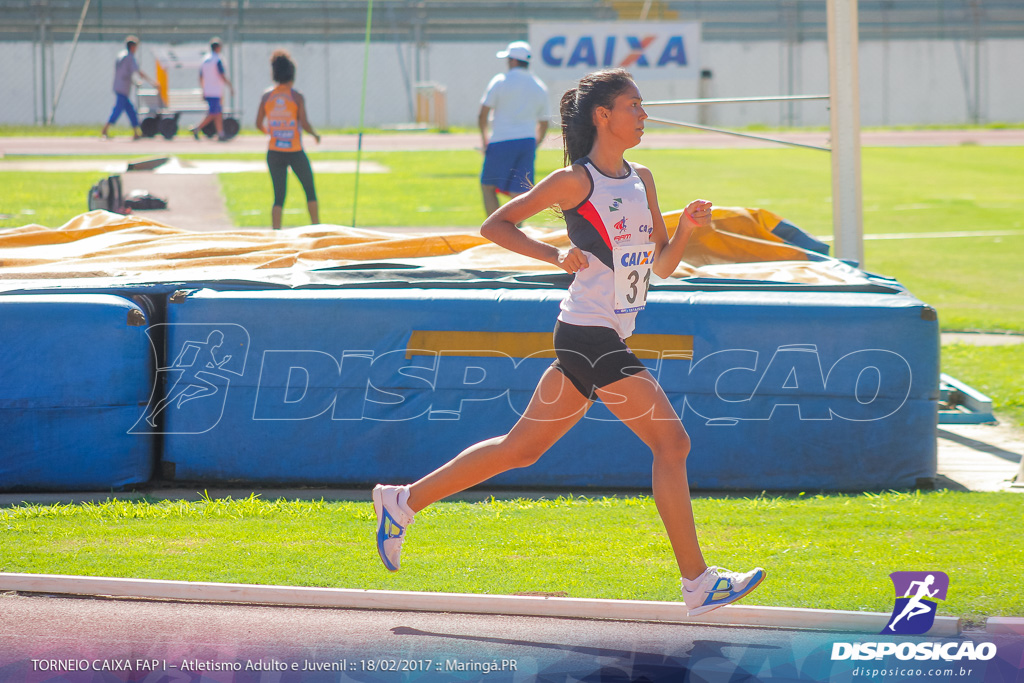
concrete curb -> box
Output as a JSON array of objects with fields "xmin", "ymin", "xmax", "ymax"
[
  {"xmin": 0, "ymin": 572, "xmax": 960, "ymax": 637},
  {"xmin": 985, "ymin": 617, "xmax": 1024, "ymax": 635}
]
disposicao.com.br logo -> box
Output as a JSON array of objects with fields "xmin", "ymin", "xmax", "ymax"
[
  {"xmin": 831, "ymin": 571, "xmax": 997, "ymax": 664},
  {"xmin": 831, "ymin": 641, "xmax": 997, "ymax": 663}
]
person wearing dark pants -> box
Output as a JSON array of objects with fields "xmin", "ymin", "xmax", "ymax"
[
  {"xmin": 255, "ymin": 49, "xmax": 322, "ymax": 230},
  {"xmin": 100, "ymin": 35, "xmax": 156, "ymax": 140}
]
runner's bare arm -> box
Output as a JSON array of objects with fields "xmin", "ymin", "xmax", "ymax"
[
  {"xmin": 536, "ymin": 119, "xmax": 549, "ymax": 147},
  {"xmin": 294, "ymin": 91, "xmax": 321, "ymax": 143},
  {"xmin": 480, "ymin": 166, "xmax": 591, "ymax": 274},
  {"xmin": 635, "ymin": 164, "xmax": 710, "ymax": 278},
  {"xmin": 255, "ymin": 92, "xmax": 270, "ymax": 133},
  {"xmin": 478, "ymin": 105, "xmax": 491, "ymax": 149},
  {"xmin": 136, "ymin": 69, "xmax": 157, "ymax": 87}
]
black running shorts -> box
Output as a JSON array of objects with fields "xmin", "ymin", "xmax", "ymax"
[{"xmin": 550, "ymin": 320, "xmax": 646, "ymax": 400}]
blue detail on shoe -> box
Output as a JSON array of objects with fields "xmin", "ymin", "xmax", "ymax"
[
  {"xmin": 697, "ymin": 569, "xmax": 765, "ymax": 611},
  {"xmin": 375, "ymin": 506, "xmax": 405, "ymax": 572}
]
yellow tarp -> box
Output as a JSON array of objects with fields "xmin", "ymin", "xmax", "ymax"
[{"xmin": 0, "ymin": 208, "xmax": 865, "ymax": 286}]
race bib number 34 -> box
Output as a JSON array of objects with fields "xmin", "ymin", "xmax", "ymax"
[{"xmin": 613, "ymin": 243, "xmax": 655, "ymax": 314}]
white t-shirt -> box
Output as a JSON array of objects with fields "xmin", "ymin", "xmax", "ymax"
[
  {"xmin": 200, "ymin": 52, "xmax": 226, "ymax": 98},
  {"xmin": 480, "ymin": 67, "xmax": 550, "ymax": 144}
]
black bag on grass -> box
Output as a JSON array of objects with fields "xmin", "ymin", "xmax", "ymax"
[
  {"xmin": 124, "ymin": 189, "xmax": 168, "ymax": 211},
  {"xmin": 87, "ymin": 174, "xmax": 125, "ymax": 213}
]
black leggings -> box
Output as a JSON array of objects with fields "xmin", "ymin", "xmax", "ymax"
[{"xmin": 267, "ymin": 150, "xmax": 317, "ymax": 207}]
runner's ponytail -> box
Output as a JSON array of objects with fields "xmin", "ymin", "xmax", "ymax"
[{"xmin": 560, "ymin": 69, "xmax": 636, "ymax": 166}]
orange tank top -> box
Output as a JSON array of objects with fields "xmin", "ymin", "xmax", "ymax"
[{"xmin": 264, "ymin": 85, "xmax": 302, "ymax": 152}]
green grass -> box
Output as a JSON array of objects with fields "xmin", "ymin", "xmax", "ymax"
[
  {"xmin": 1, "ymin": 490, "xmax": 1020, "ymax": 625},
  {"xmin": 2, "ymin": 146, "xmax": 1022, "ymax": 407},
  {"xmin": 216, "ymin": 146, "xmax": 1024, "ymax": 331},
  {"xmin": 0, "ymin": 171, "xmax": 105, "ymax": 229},
  {"xmin": 0, "ymin": 124, "xmax": 109, "ymax": 137},
  {"xmin": 3, "ymin": 152, "xmax": 1023, "ymax": 344},
  {"xmin": 219, "ymin": 150, "xmax": 527, "ymax": 230},
  {"xmin": 942, "ymin": 343, "xmax": 1024, "ymax": 427}
]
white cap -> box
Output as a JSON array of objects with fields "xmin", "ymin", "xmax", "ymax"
[{"xmin": 497, "ymin": 40, "xmax": 531, "ymax": 62}]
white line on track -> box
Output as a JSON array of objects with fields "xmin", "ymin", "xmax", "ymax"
[
  {"xmin": 0, "ymin": 572, "xmax": 961, "ymax": 636},
  {"xmin": 817, "ymin": 230, "xmax": 1024, "ymax": 242}
]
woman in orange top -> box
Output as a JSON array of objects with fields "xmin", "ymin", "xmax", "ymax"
[{"xmin": 255, "ymin": 49, "xmax": 322, "ymax": 230}]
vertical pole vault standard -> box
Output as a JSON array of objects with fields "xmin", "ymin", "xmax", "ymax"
[
  {"xmin": 827, "ymin": 0, "xmax": 864, "ymax": 266},
  {"xmin": 48, "ymin": 0, "xmax": 92, "ymax": 125},
  {"xmin": 352, "ymin": 0, "xmax": 374, "ymax": 228}
]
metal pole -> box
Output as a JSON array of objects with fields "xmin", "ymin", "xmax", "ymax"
[
  {"xmin": 238, "ymin": 1, "xmax": 244, "ymax": 121},
  {"xmin": 645, "ymin": 115, "xmax": 830, "ymax": 152},
  {"xmin": 644, "ymin": 94, "xmax": 829, "ymax": 107},
  {"xmin": 783, "ymin": 0, "xmax": 796, "ymax": 126},
  {"xmin": 325, "ymin": 43, "xmax": 331, "ymax": 126},
  {"xmin": 639, "ymin": 0, "xmax": 654, "ymax": 22},
  {"xmin": 49, "ymin": 0, "xmax": 93, "ymax": 125},
  {"xmin": 227, "ymin": 25, "xmax": 237, "ymax": 119},
  {"xmin": 972, "ymin": 0, "xmax": 981, "ymax": 125},
  {"xmin": 32, "ymin": 36, "xmax": 39, "ymax": 124},
  {"xmin": 826, "ymin": 0, "xmax": 864, "ymax": 266},
  {"xmin": 352, "ymin": 0, "xmax": 374, "ymax": 228},
  {"xmin": 39, "ymin": 24, "xmax": 48, "ymax": 126}
]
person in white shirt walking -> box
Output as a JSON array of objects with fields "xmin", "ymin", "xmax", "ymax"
[
  {"xmin": 478, "ymin": 40, "xmax": 550, "ymax": 216},
  {"xmin": 190, "ymin": 38, "xmax": 234, "ymax": 141}
]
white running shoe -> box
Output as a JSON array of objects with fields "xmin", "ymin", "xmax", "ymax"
[
  {"xmin": 682, "ymin": 566, "xmax": 766, "ymax": 616},
  {"xmin": 372, "ymin": 484, "xmax": 414, "ymax": 572}
]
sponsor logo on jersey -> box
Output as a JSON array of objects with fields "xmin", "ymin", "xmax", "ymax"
[{"xmin": 619, "ymin": 248, "xmax": 654, "ymax": 267}]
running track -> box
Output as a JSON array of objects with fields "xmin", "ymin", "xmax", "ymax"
[
  {"xmin": 2, "ymin": 592, "xmax": 1021, "ymax": 682},
  {"xmin": 2, "ymin": 128, "xmax": 1024, "ymax": 157}
]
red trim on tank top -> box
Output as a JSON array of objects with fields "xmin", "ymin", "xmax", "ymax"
[{"xmin": 576, "ymin": 200, "xmax": 612, "ymax": 251}]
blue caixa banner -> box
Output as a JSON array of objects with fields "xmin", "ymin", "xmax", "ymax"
[{"xmin": 529, "ymin": 21, "xmax": 703, "ymax": 81}]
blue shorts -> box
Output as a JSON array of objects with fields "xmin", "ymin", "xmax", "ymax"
[
  {"xmin": 205, "ymin": 97, "xmax": 222, "ymax": 115},
  {"xmin": 481, "ymin": 137, "xmax": 536, "ymax": 195}
]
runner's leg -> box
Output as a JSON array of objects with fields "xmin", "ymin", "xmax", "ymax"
[
  {"xmin": 406, "ymin": 366, "xmax": 590, "ymax": 512},
  {"xmin": 290, "ymin": 151, "xmax": 319, "ymax": 225},
  {"xmin": 481, "ymin": 184, "xmax": 500, "ymax": 216},
  {"xmin": 102, "ymin": 94, "xmax": 128, "ymax": 137},
  {"xmin": 594, "ymin": 370, "xmax": 708, "ymax": 580},
  {"xmin": 268, "ymin": 151, "xmax": 288, "ymax": 230}
]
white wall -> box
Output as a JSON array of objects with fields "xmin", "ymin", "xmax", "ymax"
[{"xmin": 8, "ymin": 37, "xmax": 1023, "ymax": 129}]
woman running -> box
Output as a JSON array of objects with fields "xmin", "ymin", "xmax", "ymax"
[
  {"xmin": 373, "ymin": 68, "xmax": 764, "ymax": 616},
  {"xmin": 255, "ymin": 49, "xmax": 321, "ymax": 230}
]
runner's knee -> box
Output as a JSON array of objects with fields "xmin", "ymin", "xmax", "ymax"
[
  {"xmin": 494, "ymin": 432, "xmax": 548, "ymax": 469},
  {"xmin": 648, "ymin": 426, "xmax": 690, "ymax": 465}
]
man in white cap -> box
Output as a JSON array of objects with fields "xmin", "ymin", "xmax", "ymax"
[{"xmin": 478, "ymin": 40, "xmax": 550, "ymax": 216}]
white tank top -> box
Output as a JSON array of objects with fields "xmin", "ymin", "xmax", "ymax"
[{"xmin": 557, "ymin": 158, "xmax": 655, "ymax": 339}]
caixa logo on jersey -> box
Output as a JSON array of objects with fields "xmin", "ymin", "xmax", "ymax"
[
  {"xmin": 529, "ymin": 22, "xmax": 702, "ymax": 79},
  {"xmin": 130, "ymin": 323, "xmax": 250, "ymax": 434}
]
